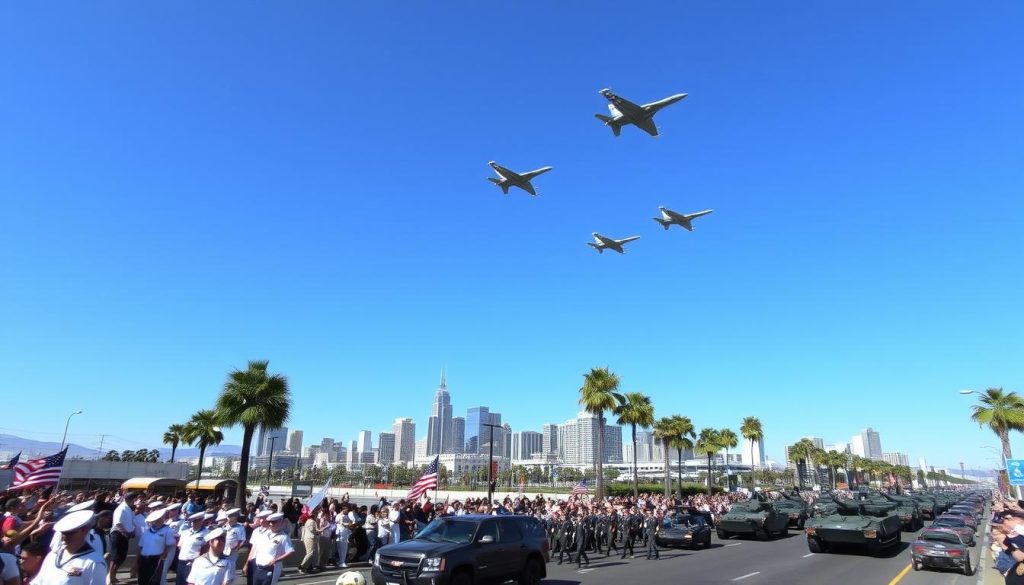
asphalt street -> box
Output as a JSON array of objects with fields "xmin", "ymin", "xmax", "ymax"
[{"xmin": 269, "ymin": 517, "xmax": 990, "ymax": 585}]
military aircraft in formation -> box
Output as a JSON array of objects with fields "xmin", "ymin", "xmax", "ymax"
[
  {"xmin": 594, "ymin": 88, "xmax": 688, "ymax": 137},
  {"xmin": 588, "ymin": 233, "xmax": 641, "ymax": 254},
  {"xmin": 487, "ymin": 161, "xmax": 554, "ymax": 196},
  {"xmin": 653, "ymin": 207, "xmax": 713, "ymax": 231}
]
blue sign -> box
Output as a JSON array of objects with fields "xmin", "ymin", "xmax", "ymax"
[{"xmin": 1007, "ymin": 459, "xmax": 1024, "ymax": 486}]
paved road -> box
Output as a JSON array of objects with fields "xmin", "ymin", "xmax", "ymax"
[{"xmin": 244, "ymin": 517, "xmax": 991, "ymax": 585}]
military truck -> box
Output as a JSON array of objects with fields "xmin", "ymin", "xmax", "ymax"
[
  {"xmin": 805, "ymin": 499, "xmax": 903, "ymax": 555},
  {"xmin": 717, "ymin": 498, "xmax": 789, "ymax": 541},
  {"xmin": 773, "ymin": 491, "xmax": 810, "ymax": 529}
]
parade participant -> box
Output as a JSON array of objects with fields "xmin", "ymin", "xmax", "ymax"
[
  {"xmin": 243, "ymin": 510, "xmax": 272, "ymax": 585},
  {"xmin": 606, "ymin": 509, "xmax": 620, "ymax": 557},
  {"xmin": 222, "ymin": 510, "xmax": 246, "ymax": 584},
  {"xmin": 186, "ymin": 528, "xmax": 229, "ymax": 585},
  {"xmin": 176, "ymin": 513, "xmax": 208, "ymax": 585},
  {"xmin": 334, "ymin": 505, "xmax": 355, "ymax": 569},
  {"xmin": 17, "ymin": 541, "xmax": 47, "ymax": 585},
  {"xmin": 161, "ymin": 504, "xmax": 184, "ymax": 585},
  {"xmin": 388, "ymin": 503, "xmax": 402, "ymax": 544},
  {"xmin": 109, "ymin": 493, "xmax": 137, "ymax": 585},
  {"xmin": 297, "ymin": 512, "xmax": 318, "ymax": 574},
  {"xmin": 249, "ymin": 514, "xmax": 292, "ymax": 585},
  {"xmin": 643, "ymin": 511, "xmax": 660, "ymax": 560},
  {"xmin": 137, "ymin": 509, "xmax": 174, "ymax": 585},
  {"xmin": 49, "ymin": 502, "xmax": 102, "ymax": 554},
  {"xmin": 30, "ymin": 511, "xmax": 106, "ymax": 585},
  {"xmin": 555, "ymin": 514, "xmax": 573, "ymax": 565},
  {"xmin": 573, "ymin": 512, "xmax": 590, "ymax": 567}
]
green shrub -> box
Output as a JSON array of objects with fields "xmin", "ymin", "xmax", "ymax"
[{"xmin": 603, "ymin": 482, "xmax": 723, "ymax": 497}]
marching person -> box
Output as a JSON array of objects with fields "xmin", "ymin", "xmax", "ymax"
[
  {"xmin": 30, "ymin": 510, "xmax": 107, "ymax": 585},
  {"xmin": 643, "ymin": 511, "xmax": 660, "ymax": 560},
  {"xmin": 186, "ymin": 528, "xmax": 230, "ymax": 585},
  {"xmin": 334, "ymin": 505, "xmax": 355, "ymax": 569},
  {"xmin": 573, "ymin": 512, "xmax": 590, "ymax": 567},
  {"xmin": 243, "ymin": 510, "xmax": 272, "ymax": 585},
  {"xmin": 297, "ymin": 511, "xmax": 318, "ymax": 574},
  {"xmin": 109, "ymin": 493, "xmax": 137, "ymax": 585},
  {"xmin": 176, "ymin": 513, "xmax": 208, "ymax": 585},
  {"xmin": 137, "ymin": 509, "xmax": 174, "ymax": 585},
  {"xmin": 248, "ymin": 514, "xmax": 292, "ymax": 585},
  {"xmin": 223, "ymin": 509, "xmax": 246, "ymax": 584},
  {"xmin": 161, "ymin": 504, "xmax": 184, "ymax": 585}
]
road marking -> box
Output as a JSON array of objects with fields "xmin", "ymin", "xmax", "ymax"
[
  {"xmin": 886, "ymin": 563, "xmax": 912, "ymax": 585},
  {"xmin": 724, "ymin": 542, "xmax": 743, "ymax": 547},
  {"xmin": 732, "ymin": 572, "xmax": 760, "ymax": 581},
  {"xmin": 802, "ymin": 553, "xmax": 815, "ymax": 558},
  {"xmin": 577, "ymin": 568, "xmax": 594, "ymax": 574}
]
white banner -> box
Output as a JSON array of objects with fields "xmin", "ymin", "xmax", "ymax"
[{"xmin": 306, "ymin": 473, "xmax": 333, "ymax": 510}]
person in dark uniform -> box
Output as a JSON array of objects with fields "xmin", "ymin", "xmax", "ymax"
[
  {"xmin": 573, "ymin": 512, "xmax": 590, "ymax": 567},
  {"xmin": 556, "ymin": 515, "xmax": 573, "ymax": 565},
  {"xmin": 620, "ymin": 508, "xmax": 636, "ymax": 559},
  {"xmin": 606, "ymin": 510, "xmax": 619, "ymax": 557},
  {"xmin": 594, "ymin": 513, "xmax": 607, "ymax": 555},
  {"xmin": 643, "ymin": 512, "xmax": 660, "ymax": 560}
]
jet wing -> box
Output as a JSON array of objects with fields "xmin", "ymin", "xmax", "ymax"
[
  {"xmin": 593, "ymin": 233, "xmax": 616, "ymax": 246},
  {"xmin": 600, "ymin": 89, "xmax": 644, "ymax": 119},
  {"xmin": 520, "ymin": 182, "xmax": 537, "ymax": 196},
  {"xmin": 616, "ymin": 236, "xmax": 641, "ymax": 245},
  {"xmin": 521, "ymin": 166, "xmax": 553, "ymax": 180},
  {"xmin": 633, "ymin": 117, "xmax": 659, "ymax": 136},
  {"xmin": 488, "ymin": 162, "xmax": 516, "ymax": 180}
]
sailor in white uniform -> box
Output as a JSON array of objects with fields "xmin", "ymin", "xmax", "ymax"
[
  {"xmin": 137, "ymin": 509, "xmax": 174, "ymax": 585},
  {"xmin": 186, "ymin": 528, "xmax": 230, "ymax": 585},
  {"xmin": 222, "ymin": 509, "xmax": 246, "ymax": 584},
  {"xmin": 50, "ymin": 501, "xmax": 104, "ymax": 555},
  {"xmin": 248, "ymin": 514, "xmax": 292, "ymax": 585},
  {"xmin": 161, "ymin": 503, "xmax": 184, "ymax": 585},
  {"xmin": 30, "ymin": 511, "xmax": 107, "ymax": 585},
  {"xmin": 176, "ymin": 513, "xmax": 207, "ymax": 585}
]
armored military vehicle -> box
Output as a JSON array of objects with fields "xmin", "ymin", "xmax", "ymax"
[
  {"xmin": 773, "ymin": 491, "xmax": 810, "ymax": 529},
  {"xmin": 878, "ymin": 493, "xmax": 924, "ymax": 530},
  {"xmin": 812, "ymin": 492, "xmax": 839, "ymax": 517},
  {"xmin": 805, "ymin": 499, "xmax": 902, "ymax": 555},
  {"xmin": 717, "ymin": 498, "xmax": 789, "ymax": 541}
]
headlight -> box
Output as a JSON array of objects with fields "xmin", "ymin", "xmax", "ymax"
[
  {"xmin": 374, "ymin": 551, "xmax": 380, "ymax": 567},
  {"xmin": 422, "ymin": 558, "xmax": 446, "ymax": 572},
  {"xmin": 805, "ymin": 527, "xmax": 816, "ymax": 535},
  {"xmin": 863, "ymin": 529, "xmax": 878, "ymax": 539}
]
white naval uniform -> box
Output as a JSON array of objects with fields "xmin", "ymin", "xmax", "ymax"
[
  {"xmin": 223, "ymin": 523, "xmax": 247, "ymax": 584},
  {"xmin": 162, "ymin": 518, "xmax": 185, "ymax": 585},
  {"xmin": 186, "ymin": 553, "xmax": 230, "ymax": 585},
  {"xmin": 176, "ymin": 526, "xmax": 207, "ymax": 585},
  {"xmin": 49, "ymin": 530, "xmax": 103, "ymax": 554},
  {"xmin": 251, "ymin": 529, "xmax": 292, "ymax": 585},
  {"xmin": 30, "ymin": 542, "xmax": 107, "ymax": 585}
]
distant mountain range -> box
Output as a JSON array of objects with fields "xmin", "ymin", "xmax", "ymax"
[{"xmin": 0, "ymin": 434, "xmax": 242, "ymax": 461}]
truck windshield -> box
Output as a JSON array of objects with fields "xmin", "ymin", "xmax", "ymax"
[{"xmin": 415, "ymin": 519, "xmax": 477, "ymax": 544}]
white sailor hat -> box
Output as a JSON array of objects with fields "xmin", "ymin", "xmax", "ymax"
[
  {"xmin": 255, "ymin": 510, "xmax": 272, "ymax": 519},
  {"xmin": 203, "ymin": 513, "xmax": 215, "ymax": 520},
  {"xmin": 204, "ymin": 527, "xmax": 226, "ymax": 542},
  {"xmin": 188, "ymin": 512, "xmax": 205, "ymax": 521},
  {"xmin": 216, "ymin": 510, "xmax": 228, "ymax": 522},
  {"xmin": 226, "ymin": 508, "xmax": 241, "ymax": 517},
  {"xmin": 147, "ymin": 501, "xmax": 164, "ymax": 510},
  {"xmin": 67, "ymin": 501, "xmax": 95, "ymax": 513},
  {"xmin": 266, "ymin": 512, "xmax": 284, "ymax": 522},
  {"xmin": 166, "ymin": 503, "xmax": 182, "ymax": 512},
  {"xmin": 54, "ymin": 510, "xmax": 95, "ymax": 533},
  {"xmin": 146, "ymin": 509, "xmax": 167, "ymax": 523}
]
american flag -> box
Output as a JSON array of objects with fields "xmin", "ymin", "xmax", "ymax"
[
  {"xmin": 9, "ymin": 449, "xmax": 66, "ymax": 490},
  {"xmin": 571, "ymin": 479, "xmax": 589, "ymax": 495},
  {"xmin": 406, "ymin": 456, "xmax": 439, "ymax": 501},
  {"xmin": 1, "ymin": 452, "xmax": 19, "ymax": 470}
]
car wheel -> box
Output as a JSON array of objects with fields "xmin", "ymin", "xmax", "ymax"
[
  {"xmin": 717, "ymin": 529, "xmax": 730, "ymax": 540},
  {"xmin": 807, "ymin": 537, "xmax": 824, "ymax": 554},
  {"xmin": 755, "ymin": 528, "xmax": 769, "ymax": 541},
  {"xmin": 963, "ymin": 555, "xmax": 973, "ymax": 576},
  {"xmin": 780, "ymin": 525, "xmax": 789, "ymax": 537},
  {"xmin": 705, "ymin": 534, "xmax": 712, "ymax": 548},
  {"xmin": 518, "ymin": 559, "xmax": 542, "ymax": 585},
  {"xmin": 451, "ymin": 570, "xmax": 473, "ymax": 585},
  {"xmin": 912, "ymin": 561, "xmax": 921, "ymax": 571}
]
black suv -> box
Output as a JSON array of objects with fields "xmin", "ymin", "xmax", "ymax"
[{"xmin": 371, "ymin": 514, "xmax": 549, "ymax": 585}]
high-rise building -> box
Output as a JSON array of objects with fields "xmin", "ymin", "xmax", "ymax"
[
  {"xmin": 542, "ymin": 424, "xmax": 559, "ymax": 455},
  {"xmin": 357, "ymin": 430, "xmax": 374, "ymax": 464},
  {"xmin": 426, "ymin": 369, "xmax": 454, "ymax": 455},
  {"xmin": 288, "ymin": 430, "xmax": 304, "ymax": 454},
  {"xmin": 465, "ymin": 407, "xmax": 502, "ymax": 455},
  {"xmin": 631, "ymin": 430, "xmax": 655, "ymax": 462},
  {"xmin": 825, "ymin": 443, "xmax": 850, "ymax": 455},
  {"xmin": 743, "ymin": 436, "xmax": 765, "ymax": 466},
  {"xmin": 850, "ymin": 434, "xmax": 866, "ymax": 458},
  {"xmin": 393, "ymin": 418, "xmax": 416, "ymax": 463},
  {"xmin": 257, "ymin": 426, "xmax": 288, "ymax": 457},
  {"xmin": 451, "ymin": 417, "xmax": 465, "ymax": 454},
  {"xmin": 415, "ymin": 437, "xmax": 427, "ymax": 459},
  {"xmin": 377, "ymin": 432, "xmax": 395, "ymax": 465},
  {"xmin": 501, "ymin": 423, "xmax": 512, "ymax": 460},
  {"xmin": 557, "ymin": 412, "xmax": 622, "ymax": 465},
  {"xmin": 511, "ymin": 431, "xmax": 543, "ymax": 460},
  {"xmin": 861, "ymin": 428, "xmax": 883, "ymax": 460},
  {"xmin": 882, "ymin": 452, "xmax": 909, "ymax": 466},
  {"xmin": 804, "ymin": 437, "xmax": 825, "ymax": 450}
]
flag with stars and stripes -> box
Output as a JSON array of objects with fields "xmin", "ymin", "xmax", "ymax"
[
  {"xmin": 9, "ymin": 449, "xmax": 66, "ymax": 491},
  {"xmin": 1, "ymin": 452, "xmax": 20, "ymax": 470},
  {"xmin": 406, "ymin": 456, "xmax": 439, "ymax": 501},
  {"xmin": 571, "ymin": 479, "xmax": 589, "ymax": 495}
]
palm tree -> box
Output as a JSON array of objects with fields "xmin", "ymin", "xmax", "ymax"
[
  {"xmin": 579, "ymin": 367, "xmax": 621, "ymax": 499},
  {"xmin": 614, "ymin": 392, "xmax": 655, "ymax": 498},
  {"xmin": 668, "ymin": 416, "xmax": 696, "ymax": 492},
  {"xmin": 182, "ymin": 409, "xmax": 224, "ymax": 489},
  {"xmin": 653, "ymin": 417, "xmax": 677, "ymax": 497},
  {"xmin": 809, "ymin": 447, "xmax": 827, "ymax": 488},
  {"xmin": 695, "ymin": 428, "xmax": 722, "ymax": 494},
  {"xmin": 969, "ymin": 387, "xmax": 1024, "ymax": 469},
  {"xmin": 852, "ymin": 455, "xmax": 869, "ymax": 487},
  {"xmin": 163, "ymin": 423, "xmax": 186, "ymax": 463},
  {"xmin": 718, "ymin": 429, "xmax": 739, "ymax": 489},
  {"xmin": 824, "ymin": 450, "xmax": 847, "ymax": 489},
  {"xmin": 215, "ymin": 360, "xmax": 292, "ymax": 509},
  {"xmin": 740, "ymin": 416, "xmax": 763, "ymax": 488},
  {"xmin": 788, "ymin": 439, "xmax": 817, "ymax": 489}
]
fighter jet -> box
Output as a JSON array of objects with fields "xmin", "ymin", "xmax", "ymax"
[
  {"xmin": 653, "ymin": 207, "xmax": 713, "ymax": 231},
  {"xmin": 487, "ymin": 161, "xmax": 553, "ymax": 196},
  {"xmin": 594, "ymin": 88, "xmax": 688, "ymax": 137},
  {"xmin": 588, "ymin": 232, "xmax": 641, "ymax": 254}
]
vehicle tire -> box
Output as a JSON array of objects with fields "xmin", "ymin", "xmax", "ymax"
[
  {"xmin": 807, "ymin": 537, "xmax": 824, "ymax": 554},
  {"xmin": 780, "ymin": 525, "xmax": 789, "ymax": 537},
  {"xmin": 962, "ymin": 555, "xmax": 973, "ymax": 576},
  {"xmin": 717, "ymin": 529, "xmax": 730, "ymax": 540},
  {"xmin": 518, "ymin": 559, "xmax": 542, "ymax": 585},
  {"xmin": 755, "ymin": 528, "xmax": 768, "ymax": 541},
  {"xmin": 451, "ymin": 569, "xmax": 473, "ymax": 585},
  {"xmin": 704, "ymin": 534, "xmax": 712, "ymax": 548},
  {"xmin": 912, "ymin": 561, "xmax": 921, "ymax": 571},
  {"xmin": 797, "ymin": 517, "xmax": 805, "ymax": 530}
]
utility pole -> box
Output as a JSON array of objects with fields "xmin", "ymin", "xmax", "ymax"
[
  {"xmin": 482, "ymin": 422, "xmax": 502, "ymax": 504},
  {"xmin": 97, "ymin": 435, "xmax": 108, "ymax": 459}
]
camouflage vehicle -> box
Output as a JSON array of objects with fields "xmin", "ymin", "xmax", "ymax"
[
  {"xmin": 804, "ymin": 499, "xmax": 903, "ymax": 555},
  {"xmin": 908, "ymin": 493, "xmax": 940, "ymax": 520},
  {"xmin": 812, "ymin": 492, "xmax": 839, "ymax": 517},
  {"xmin": 869, "ymin": 493, "xmax": 923, "ymax": 531},
  {"xmin": 773, "ymin": 491, "xmax": 810, "ymax": 528},
  {"xmin": 717, "ymin": 498, "xmax": 789, "ymax": 541}
]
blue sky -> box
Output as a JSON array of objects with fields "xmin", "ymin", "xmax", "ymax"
[{"xmin": 2, "ymin": 2, "xmax": 1022, "ymax": 470}]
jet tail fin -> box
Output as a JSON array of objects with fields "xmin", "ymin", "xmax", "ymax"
[
  {"xmin": 487, "ymin": 178, "xmax": 509, "ymax": 194},
  {"xmin": 653, "ymin": 217, "xmax": 671, "ymax": 230},
  {"xmin": 594, "ymin": 114, "xmax": 621, "ymax": 137},
  {"xmin": 587, "ymin": 243, "xmax": 603, "ymax": 254}
]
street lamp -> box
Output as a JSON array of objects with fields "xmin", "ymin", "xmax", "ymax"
[
  {"xmin": 481, "ymin": 422, "xmax": 502, "ymax": 504},
  {"xmin": 60, "ymin": 410, "xmax": 83, "ymax": 450},
  {"xmin": 267, "ymin": 436, "xmax": 278, "ymax": 485}
]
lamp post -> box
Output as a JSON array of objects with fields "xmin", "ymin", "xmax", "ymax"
[
  {"xmin": 481, "ymin": 422, "xmax": 502, "ymax": 504},
  {"xmin": 60, "ymin": 410, "xmax": 83, "ymax": 451}
]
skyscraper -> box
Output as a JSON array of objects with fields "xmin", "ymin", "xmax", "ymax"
[
  {"xmin": 377, "ymin": 432, "xmax": 395, "ymax": 465},
  {"xmin": 861, "ymin": 428, "xmax": 883, "ymax": 460},
  {"xmin": 557, "ymin": 412, "xmax": 622, "ymax": 465},
  {"xmin": 393, "ymin": 417, "xmax": 416, "ymax": 463},
  {"xmin": 426, "ymin": 369, "xmax": 453, "ymax": 455},
  {"xmin": 357, "ymin": 430, "xmax": 374, "ymax": 464},
  {"xmin": 542, "ymin": 424, "xmax": 559, "ymax": 455},
  {"xmin": 287, "ymin": 430, "xmax": 303, "ymax": 454},
  {"xmin": 743, "ymin": 436, "xmax": 765, "ymax": 466},
  {"xmin": 511, "ymin": 431, "xmax": 543, "ymax": 460},
  {"xmin": 451, "ymin": 417, "xmax": 465, "ymax": 454},
  {"xmin": 257, "ymin": 426, "xmax": 288, "ymax": 457}
]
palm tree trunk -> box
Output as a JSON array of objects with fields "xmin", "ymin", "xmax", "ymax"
[
  {"xmin": 631, "ymin": 423, "xmax": 639, "ymax": 499},
  {"xmin": 596, "ymin": 414, "xmax": 605, "ymax": 499},
  {"xmin": 236, "ymin": 425, "xmax": 255, "ymax": 509},
  {"xmin": 195, "ymin": 444, "xmax": 207, "ymax": 490},
  {"xmin": 750, "ymin": 443, "xmax": 755, "ymax": 488},
  {"xmin": 706, "ymin": 452, "xmax": 713, "ymax": 494},
  {"xmin": 170, "ymin": 442, "xmax": 178, "ymax": 463},
  {"xmin": 677, "ymin": 448, "xmax": 683, "ymax": 493},
  {"xmin": 663, "ymin": 439, "xmax": 671, "ymax": 497},
  {"xmin": 725, "ymin": 448, "xmax": 730, "ymax": 491}
]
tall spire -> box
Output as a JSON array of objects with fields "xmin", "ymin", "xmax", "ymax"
[{"xmin": 439, "ymin": 366, "xmax": 447, "ymax": 390}]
